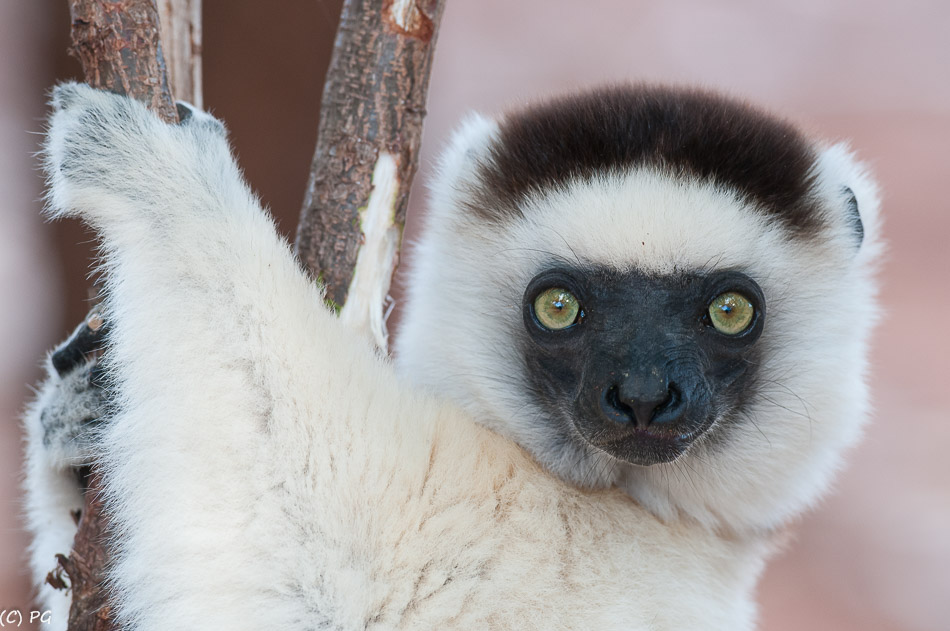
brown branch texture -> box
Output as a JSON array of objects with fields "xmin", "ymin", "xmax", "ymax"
[{"xmin": 296, "ymin": 0, "xmax": 445, "ymax": 323}]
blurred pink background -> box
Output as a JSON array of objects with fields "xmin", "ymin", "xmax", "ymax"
[{"xmin": 1, "ymin": 1, "xmax": 947, "ymax": 629}]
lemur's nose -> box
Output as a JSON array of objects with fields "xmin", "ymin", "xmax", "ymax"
[{"xmin": 602, "ymin": 374, "xmax": 682, "ymax": 429}]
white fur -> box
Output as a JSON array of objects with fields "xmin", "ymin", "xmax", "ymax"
[{"xmin": 24, "ymin": 83, "xmax": 881, "ymax": 629}]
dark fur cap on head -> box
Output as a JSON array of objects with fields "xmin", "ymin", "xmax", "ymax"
[{"xmin": 471, "ymin": 84, "xmax": 823, "ymax": 236}]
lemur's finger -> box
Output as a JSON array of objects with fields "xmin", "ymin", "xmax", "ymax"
[{"xmin": 50, "ymin": 312, "xmax": 108, "ymax": 377}]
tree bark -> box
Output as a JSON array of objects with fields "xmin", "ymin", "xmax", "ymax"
[
  {"xmin": 296, "ymin": 0, "xmax": 445, "ymax": 350},
  {"xmin": 68, "ymin": 0, "xmax": 180, "ymax": 123},
  {"xmin": 156, "ymin": 0, "xmax": 202, "ymax": 107},
  {"xmin": 60, "ymin": 2, "xmax": 195, "ymax": 629}
]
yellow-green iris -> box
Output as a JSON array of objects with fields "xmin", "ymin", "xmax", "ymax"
[
  {"xmin": 708, "ymin": 291, "xmax": 755, "ymax": 335},
  {"xmin": 534, "ymin": 288, "xmax": 581, "ymax": 330}
]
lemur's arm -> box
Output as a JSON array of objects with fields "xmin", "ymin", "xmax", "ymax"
[{"xmin": 41, "ymin": 82, "xmax": 442, "ymax": 629}]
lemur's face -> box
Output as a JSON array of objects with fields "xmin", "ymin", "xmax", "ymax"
[
  {"xmin": 398, "ymin": 85, "xmax": 879, "ymax": 530},
  {"xmin": 520, "ymin": 266, "xmax": 765, "ymax": 467}
]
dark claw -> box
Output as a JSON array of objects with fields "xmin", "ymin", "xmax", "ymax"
[
  {"xmin": 174, "ymin": 100, "xmax": 227, "ymax": 136},
  {"xmin": 175, "ymin": 102, "xmax": 195, "ymax": 123},
  {"xmin": 51, "ymin": 313, "xmax": 109, "ymax": 377}
]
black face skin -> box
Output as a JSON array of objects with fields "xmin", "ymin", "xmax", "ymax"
[{"xmin": 521, "ymin": 267, "xmax": 766, "ymax": 467}]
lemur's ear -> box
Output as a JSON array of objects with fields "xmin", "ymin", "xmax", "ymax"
[
  {"xmin": 812, "ymin": 143, "xmax": 881, "ymax": 251},
  {"xmin": 841, "ymin": 186, "xmax": 863, "ymax": 247},
  {"xmin": 422, "ymin": 113, "xmax": 501, "ymax": 231},
  {"xmin": 432, "ymin": 114, "xmax": 499, "ymax": 195}
]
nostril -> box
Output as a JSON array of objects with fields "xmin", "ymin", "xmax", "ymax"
[
  {"xmin": 604, "ymin": 385, "xmax": 635, "ymax": 424},
  {"xmin": 651, "ymin": 383, "xmax": 681, "ymax": 424},
  {"xmin": 606, "ymin": 385, "xmax": 633, "ymax": 416},
  {"xmin": 655, "ymin": 383, "xmax": 678, "ymax": 414}
]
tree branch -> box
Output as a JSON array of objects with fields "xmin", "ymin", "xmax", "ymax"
[
  {"xmin": 156, "ymin": 0, "xmax": 202, "ymax": 108},
  {"xmin": 295, "ymin": 0, "xmax": 445, "ymax": 350},
  {"xmin": 68, "ymin": 0, "xmax": 180, "ymax": 123}
]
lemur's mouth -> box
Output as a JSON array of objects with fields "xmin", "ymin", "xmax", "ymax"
[{"xmin": 571, "ymin": 410, "xmax": 716, "ymax": 467}]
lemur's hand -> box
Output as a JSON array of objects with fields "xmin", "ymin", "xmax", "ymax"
[
  {"xmin": 37, "ymin": 311, "xmax": 111, "ymax": 469},
  {"xmin": 45, "ymin": 82, "xmax": 229, "ymax": 225}
]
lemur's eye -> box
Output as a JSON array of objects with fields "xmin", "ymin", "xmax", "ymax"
[
  {"xmin": 708, "ymin": 291, "xmax": 755, "ymax": 335},
  {"xmin": 534, "ymin": 288, "xmax": 582, "ymax": 331}
]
